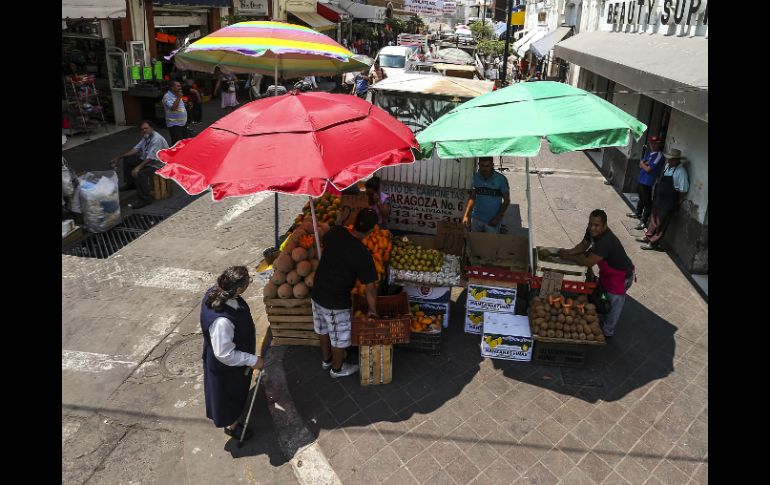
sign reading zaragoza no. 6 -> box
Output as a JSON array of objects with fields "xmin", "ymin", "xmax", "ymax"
[{"xmin": 606, "ymin": 0, "xmax": 708, "ymax": 27}]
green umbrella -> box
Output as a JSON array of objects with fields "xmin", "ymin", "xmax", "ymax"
[
  {"xmin": 417, "ymin": 81, "xmax": 646, "ymax": 159},
  {"xmin": 416, "ymin": 81, "xmax": 647, "ymax": 274}
]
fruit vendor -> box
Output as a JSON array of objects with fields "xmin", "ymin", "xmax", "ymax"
[
  {"xmin": 365, "ymin": 176, "xmax": 391, "ymax": 227},
  {"xmin": 557, "ymin": 209, "xmax": 635, "ymax": 338},
  {"xmin": 199, "ymin": 266, "xmax": 264, "ymax": 441},
  {"xmin": 311, "ymin": 209, "xmax": 380, "ymax": 378},
  {"xmin": 462, "ymin": 157, "xmax": 510, "ymax": 233}
]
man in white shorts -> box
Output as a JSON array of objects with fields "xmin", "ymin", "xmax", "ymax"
[{"xmin": 311, "ymin": 209, "xmax": 379, "ymax": 377}]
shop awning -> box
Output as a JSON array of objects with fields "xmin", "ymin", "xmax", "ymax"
[
  {"xmin": 515, "ymin": 29, "xmax": 547, "ymax": 57},
  {"xmin": 154, "ymin": 0, "xmax": 229, "ymax": 6},
  {"xmin": 318, "ymin": 2, "xmax": 350, "ymax": 23},
  {"xmin": 62, "ymin": 0, "xmax": 126, "ymax": 19},
  {"xmin": 530, "ymin": 26, "xmax": 571, "ymax": 59},
  {"xmin": 290, "ymin": 11, "xmax": 337, "ymax": 32},
  {"xmin": 554, "ymin": 31, "xmax": 708, "ymax": 122},
  {"xmin": 512, "ymin": 29, "xmax": 537, "ymax": 55},
  {"xmin": 338, "ymin": 0, "xmax": 387, "ymax": 24}
]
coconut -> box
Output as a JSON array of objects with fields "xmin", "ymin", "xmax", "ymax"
[
  {"xmin": 587, "ymin": 333, "xmax": 596, "ymax": 341},
  {"xmin": 286, "ymin": 270, "xmax": 302, "ymax": 285},
  {"xmin": 578, "ymin": 332, "xmax": 586, "ymax": 340},
  {"xmin": 304, "ymin": 272, "xmax": 315, "ymax": 288},
  {"xmin": 547, "ymin": 329, "xmax": 555, "ymax": 338},
  {"xmin": 296, "ymin": 260, "xmax": 312, "ymax": 277},
  {"xmin": 293, "ymin": 282, "xmax": 309, "ymax": 298},
  {"xmin": 277, "ymin": 283, "xmax": 293, "ymax": 299},
  {"xmin": 270, "ymin": 270, "xmax": 287, "ymax": 286},
  {"xmin": 263, "ymin": 282, "xmax": 278, "ymax": 299},
  {"xmin": 555, "ymin": 330, "xmax": 564, "ymax": 338},
  {"xmin": 557, "ymin": 314, "xmax": 565, "ymax": 323},
  {"xmin": 583, "ymin": 324, "xmax": 593, "ymax": 335},
  {"xmin": 274, "ymin": 253, "xmax": 294, "ymax": 273},
  {"xmin": 291, "ymin": 247, "xmax": 308, "ymax": 262}
]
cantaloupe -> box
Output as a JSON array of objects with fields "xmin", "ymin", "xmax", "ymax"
[
  {"xmin": 270, "ymin": 270, "xmax": 286, "ymax": 286},
  {"xmin": 307, "ymin": 247, "xmax": 316, "ymax": 260},
  {"xmin": 291, "ymin": 247, "xmax": 308, "ymax": 262},
  {"xmin": 263, "ymin": 282, "xmax": 278, "ymax": 298},
  {"xmin": 292, "ymin": 228, "xmax": 307, "ymax": 240},
  {"xmin": 286, "ymin": 270, "xmax": 301, "ymax": 285},
  {"xmin": 283, "ymin": 239, "xmax": 298, "ymax": 253},
  {"xmin": 293, "ymin": 282, "xmax": 309, "ymax": 298},
  {"xmin": 296, "ymin": 260, "xmax": 312, "ymax": 277},
  {"xmin": 310, "ymin": 259, "xmax": 319, "ymax": 272},
  {"xmin": 300, "ymin": 220, "xmax": 315, "ymax": 233},
  {"xmin": 274, "ymin": 253, "xmax": 294, "ymax": 273},
  {"xmin": 277, "ymin": 283, "xmax": 293, "ymax": 299},
  {"xmin": 318, "ymin": 222, "xmax": 330, "ymax": 234},
  {"xmin": 304, "ymin": 272, "xmax": 315, "ymax": 288}
]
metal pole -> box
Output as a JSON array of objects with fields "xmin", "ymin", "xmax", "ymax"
[
  {"xmin": 501, "ymin": 0, "xmax": 513, "ymax": 85},
  {"xmin": 273, "ymin": 62, "xmax": 280, "ymax": 249},
  {"xmin": 526, "ymin": 156, "xmax": 533, "ymax": 275},
  {"xmin": 308, "ymin": 196, "xmax": 323, "ymax": 258},
  {"xmin": 237, "ymin": 369, "xmax": 264, "ymax": 448}
]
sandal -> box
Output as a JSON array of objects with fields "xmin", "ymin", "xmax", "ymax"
[{"xmin": 224, "ymin": 423, "xmax": 253, "ymax": 441}]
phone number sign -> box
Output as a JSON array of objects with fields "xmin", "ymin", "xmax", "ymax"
[{"xmin": 382, "ymin": 181, "xmax": 468, "ymax": 234}]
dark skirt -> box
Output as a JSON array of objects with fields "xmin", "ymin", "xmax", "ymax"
[{"xmin": 203, "ymin": 355, "xmax": 252, "ymax": 427}]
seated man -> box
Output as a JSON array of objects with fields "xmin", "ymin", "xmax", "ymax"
[{"xmin": 111, "ymin": 120, "xmax": 169, "ymax": 209}]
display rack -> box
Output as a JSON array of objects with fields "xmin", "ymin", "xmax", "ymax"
[{"xmin": 63, "ymin": 74, "xmax": 108, "ymax": 139}]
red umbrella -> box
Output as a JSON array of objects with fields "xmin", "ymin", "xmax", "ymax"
[{"xmin": 156, "ymin": 91, "xmax": 419, "ymax": 251}]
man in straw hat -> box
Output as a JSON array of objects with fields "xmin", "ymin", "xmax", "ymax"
[{"xmin": 637, "ymin": 147, "xmax": 689, "ymax": 250}]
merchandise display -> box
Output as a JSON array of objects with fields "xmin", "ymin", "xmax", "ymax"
[{"xmin": 527, "ymin": 293, "xmax": 606, "ymax": 343}]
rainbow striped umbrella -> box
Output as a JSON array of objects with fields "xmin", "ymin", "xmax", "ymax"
[{"xmin": 172, "ymin": 21, "xmax": 367, "ymax": 76}]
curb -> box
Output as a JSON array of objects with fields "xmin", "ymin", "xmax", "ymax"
[{"xmin": 263, "ymin": 346, "xmax": 341, "ymax": 485}]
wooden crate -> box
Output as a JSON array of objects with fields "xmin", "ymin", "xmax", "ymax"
[
  {"xmin": 150, "ymin": 173, "xmax": 172, "ymax": 200},
  {"xmin": 535, "ymin": 246, "xmax": 588, "ymax": 282},
  {"xmin": 359, "ymin": 343, "xmax": 393, "ymax": 386},
  {"xmin": 265, "ymin": 298, "xmax": 319, "ymax": 347}
]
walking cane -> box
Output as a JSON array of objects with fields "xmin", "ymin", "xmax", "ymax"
[{"xmin": 238, "ymin": 366, "xmax": 265, "ymax": 448}]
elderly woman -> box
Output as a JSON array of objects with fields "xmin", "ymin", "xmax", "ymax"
[{"xmin": 200, "ymin": 266, "xmax": 264, "ymax": 440}]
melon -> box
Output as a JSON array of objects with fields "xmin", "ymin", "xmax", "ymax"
[
  {"xmin": 263, "ymin": 282, "xmax": 278, "ymax": 299},
  {"xmin": 286, "ymin": 270, "xmax": 302, "ymax": 285},
  {"xmin": 296, "ymin": 260, "xmax": 312, "ymax": 277},
  {"xmin": 307, "ymin": 247, "xmax": 317, "ymax": 260},
  {"xmin": 283, "ymin": 239, "xmax": 298, "ymax": 253},
  {"xmin": 293, "ymin": 282, "xmax": 309, "ymax": 298},
  {"xmin": 304, "ymin": 272, "xmax": 315, "ymax": 288},
  {"xmin": 318, "ymin": 222, "xmax": 330, "ymax": 234},
  {"xmin": 274, "ymin": 253, "xmax": 294, "ymax": 273},
  {"xmin": 300, "ymin": 220, "xmax": 315, "ymax": 233},
  {"xmin": 269, "ymin": 270, "xmax": 287, "ymax": 286},
  {"xmin": 310, "ymin": 259, "xmax": 319, "ymax": 272},
  {"xmin": 292, "ymin": 228, "xmax": 307, "ymax": 240},
  {"xmin": 291, "ymin": 247, "xmax": 308, "ymax": 262},
  {"xmin": 277, "ymin": 283, "xmax": 293, "ymax": 299}
]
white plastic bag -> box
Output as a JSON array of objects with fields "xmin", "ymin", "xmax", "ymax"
[{"xmin": 78, "ymin": 170, "xmax": 121, "ymax": 232}]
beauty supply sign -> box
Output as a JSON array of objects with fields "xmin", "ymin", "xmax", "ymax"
[{"xmin": 381, "ymin": 181, "xmax": 467, "ymax": 235}]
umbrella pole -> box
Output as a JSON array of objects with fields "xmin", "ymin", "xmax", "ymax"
[
  {"xmin": 308, "ymin": 196, "xmax": 323, "ymax": 258},
  {"xmin": 526, "ymin": 157, "xmax": 534, "ymax": 275},
  {"xmin": 273, "ymin": 63, "xmax": 280, "ymax": 249}
]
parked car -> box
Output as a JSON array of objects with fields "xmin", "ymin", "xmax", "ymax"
[{"xmin": 375, "ymin": 45, "xmax": 413, "ymax": 79}]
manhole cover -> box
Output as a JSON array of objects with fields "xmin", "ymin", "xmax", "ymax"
[
  {"xmin": 561, "ymin": 367, "xmax": 605, "ymax": 388},
  {"xmin": 161, "ymin": 335, "xmax": 203, "ymax": 378}
]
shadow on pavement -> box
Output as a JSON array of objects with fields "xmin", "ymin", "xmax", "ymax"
[{"xmin": 223, "ymin": 384, "xmax": 290, "ymax": 465}]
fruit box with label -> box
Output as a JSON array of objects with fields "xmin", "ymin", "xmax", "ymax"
[
  {"xmin": 465, "ymin": 231, "xmax": 529, "ymax": 271},
  {"xmin": 404, "ymin": 286, "xmax": 451, "ymax": 328},
  {"xmin": 464, "ymin": 283, "xmax": 517, "ymax": 334},
  {"xmin": 480, "ymin": 313, "xmax": 532, "ymax": 361}
]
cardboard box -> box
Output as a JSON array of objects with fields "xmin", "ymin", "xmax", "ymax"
[
  {"xmin": 466, "ymin": 232, "xmax": 529, "ymax": 271},
  {"xmin": 466, "ymin": 283, "xmax": 517, "ymax": 314},
  {"xmin": 480, "ymin": 313, "xmax": 533, "ymax": 361},
  {"xmin": 465, "ymin": 309, "xmax": 485, "ymax": 334},
  {"xmin": 405, "ymin": 286, "xmax": 450, "ymax": 329}
]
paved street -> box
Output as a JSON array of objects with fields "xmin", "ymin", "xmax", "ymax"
[{"xmin": 62, "ymin": 138, "xmax": 707, "ymax": 484}]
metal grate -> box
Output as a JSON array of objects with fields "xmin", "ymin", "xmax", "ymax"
[{"xmin": 63, "ymin": 213, "xmax": 166, "ymax": 259}]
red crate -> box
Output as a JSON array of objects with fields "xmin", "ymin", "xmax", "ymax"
[
  {"xmin": 465, "ymin": 266, "xmax": 533, "ymax": 284},
  {"xmin": 351, "ymin": 292, "xmax": 411, "ymax": 346}
]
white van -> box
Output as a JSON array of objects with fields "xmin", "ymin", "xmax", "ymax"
[{"xmin": 375, "ymin": 46, "xmax": 413, "ymax": 79}]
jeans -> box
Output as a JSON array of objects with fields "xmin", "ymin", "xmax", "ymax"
[
  {"xmin": 470, "ymin": 217, "xmax": 502, "ymax": 234},
  {"xmin": 601, "ymin": 272, "xmax": 634, "ymax": 336},
  {"xmin": 167, "ymin": 125, "xmax": 185, "ymax": 146},
  {"xmin": 635, "ymin": 183, "xmax": 653, "ymax": 225},
  {"xmin": 121, "ymin": 155, "xmax": 159, "ymax": 203}
]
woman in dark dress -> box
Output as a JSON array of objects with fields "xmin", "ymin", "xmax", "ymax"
[{"xmin": 200, "ymin": 266, "xmax": 264, "ymax": 440}]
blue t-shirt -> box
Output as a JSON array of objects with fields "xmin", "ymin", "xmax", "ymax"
[
  {"xmin": 354, "ymin": 75, "xmax": 369, "ymax": 94},
  {"xmin": 471, "ymin": 171, "xmax": 509, "ymax": 223},
  {"xmin": 638, "ymin": 150, "xmax": 663, "ymax": 186}
]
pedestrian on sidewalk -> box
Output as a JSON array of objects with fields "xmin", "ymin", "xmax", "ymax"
[
  {"xmin": 558, "ymin": 209, "xmax": 635, "ymax": 338},
  {"xmin": 351, "ymin": 68, "xmax": 369, "ymax": 99},
  {"xmin": 187, "ymin": 83, "xmax": 203, "ymax": 124},
  {"xmin": 200, "ymin": 266, "xmax": 265, "ymax": 441},
  {"xmin": 311, "ymin": 209, "xmax": 380, "ymax": 378},
  {"xmin": 627, "ymin": 135, "xmax": 664, "ymax": 229},
  {"xmin": 247, "ymin": 72, "xmax": 264, "ymax": 101},
  {"xmin": 162, "ymin": 81, "xmax": 188, "ymax": 146},
  {"xmin": 462, "ymin": 156, "xmax": 510, "ymax": 233},
  {"xmin": 214, "ymin": 67, "xmax": 240, "ymax": 114},
  {"xmin": 110, "ymin": 120, "xmax": 169, "ymax": 210},
  {"xmin": 637, "ymin": 148, "xmax": 689, "ymax": 250}
]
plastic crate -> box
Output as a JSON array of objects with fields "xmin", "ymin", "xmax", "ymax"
[
  {"xmin": 351, "ymin": 292, "xmax": 411, "ymax": 346},
  {"xmin": 403, "ymin": 330, "xmax": 441, "ymax": 355},
  {"xmin": 532, "ymin": 341, "xmax": 588, "ymax": 368}
]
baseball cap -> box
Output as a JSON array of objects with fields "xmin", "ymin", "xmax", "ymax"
[{"xmin": 648, "ymin": 135, "xmax": 662, "ymax": 142}]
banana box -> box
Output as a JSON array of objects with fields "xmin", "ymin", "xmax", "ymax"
[
  {"xmin": 466, "ymin": 283, "xmax": 517, "ymax": 314},
  {"xmin": 481, "ymin": 313, "xmax": 532, "ymax": 361}
]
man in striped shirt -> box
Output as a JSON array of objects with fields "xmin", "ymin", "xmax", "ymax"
[{"xmin": 163, "ymin": 81, "xmax": 187, "ymax": 146}]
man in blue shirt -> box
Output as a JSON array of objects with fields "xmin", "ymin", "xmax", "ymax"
[
  {"xmin": 110, "ymin": 120, "xmax": 169, "ymax": 209},
  {"xmin": 163, "ymin": 81, "xmax": 187, "ymax": 146},
  {"xmin": 351, "ymin": 69, "xmax": 369, "ymax": 99},
  {"xmin": 462, "ymin": 157, "xmax": 510, "ymax": 233},
  {"xmin": 627, "ymin": 136, "xmax": 664, "ymax": 230}
]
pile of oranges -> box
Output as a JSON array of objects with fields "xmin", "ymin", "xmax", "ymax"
[{"xmin": 351, "ymin": 225, "xmax": 392, "ymax": 296}]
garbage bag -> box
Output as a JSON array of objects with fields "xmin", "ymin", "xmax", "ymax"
[{"xmin": 78, "ymin": 170, "xmax": 121, "ymax": 232}]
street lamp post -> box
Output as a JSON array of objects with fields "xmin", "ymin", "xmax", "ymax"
[{"xmin": 501, "ymin": 0, "xmax": 513, "ymax": 85}]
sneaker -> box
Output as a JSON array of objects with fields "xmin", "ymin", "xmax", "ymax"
[
  {"xmin": 330, "ymin": 362, "xmax": 359, "ymax": 378},
  {"xmin": 635, "ymin": 237, "xmax": 649, "ymax": 243},
  {"xmin": 634, "ymin": 223, "xmax": 645, "ymax": 231},
  {"xmin": 321, "ymin": 359, "xmax": 333, "ymax": 371},
  {"xmin": 640, "ymin": 243, "xmax": 658, "ymax": 250},
  {"xmin": 626, "ymin": 212, "xmax": 640, "ymax": 219},
  {"xmin": 128, "ymin": 199, "xmax": 151, "ymax": 210}
]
